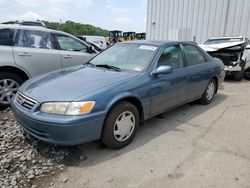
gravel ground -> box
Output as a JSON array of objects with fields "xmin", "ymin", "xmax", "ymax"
[{"xmin": 0, "ymin": 108, "xmax": 87, "ymax": 188}]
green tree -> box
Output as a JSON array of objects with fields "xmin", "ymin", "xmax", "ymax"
[{"xmin": 43, "ymin": 21, "xmax": 109, "ymax": 36}]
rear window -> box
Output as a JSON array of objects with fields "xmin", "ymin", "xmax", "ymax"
[
  {"xmin": 15, "ymin": 30, "xmax": 53, "ymax": 49},
  {"xmin": 183, "ymin": 44, "xmax": 206, "ymax": 66},
  {"xmin": 0, "ymin": 29, "xmax": 14, "ymax": 46}
]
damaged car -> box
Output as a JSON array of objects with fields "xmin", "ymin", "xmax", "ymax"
[{"xmin": 200, "ymin": 36, "xmax": 250, "ymax": 81}]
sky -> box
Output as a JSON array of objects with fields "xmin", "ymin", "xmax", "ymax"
[{"xmin": 0, "ymin": 0, "xmax": 147, "ymax": 32}]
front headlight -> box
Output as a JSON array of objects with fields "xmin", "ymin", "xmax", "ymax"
[{"xmin": 40, "ymin": 101, "xmax": 95, "ymax": 115}]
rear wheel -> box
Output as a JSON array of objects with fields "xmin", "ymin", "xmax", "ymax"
[
  {"xmin": 101, "ymin": 102, "xmax": 139, "ymax": 149},
  {"xmin": 199, "ymin": 79, "xmax": 216, "ymax": 105},
  {"xmin": 0, "ymin": 72, "xmax": 23, "ymax": 108}
]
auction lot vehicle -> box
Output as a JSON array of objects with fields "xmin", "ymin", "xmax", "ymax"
[
  {"xmin": 109, "ymin": 30, "xmax": 124, "ymax": 44},
  {"xmin": 0, "ymin": 24, "xmax": 96, "ymax": 108},
  {"xmin": 11, "ymin": 41, "xmax": 225, "ymax": 149},
  {"xmin": 77, "ymin": 35, "xmax": 107, "ymax": 50},
  {"xmin": 123, "ymin": 32, "xmax": 136, "ymax": 41},
  {"xmin": 200, "ymin": 36, "xmax": 250, "ymax": 81},
  {"xmin": 77, "ymin": 36, "xmax": 103, "ymax": 52},
  {"xmin": 136, "ymin": 33, "xmax": 146, "ymax": 40}
]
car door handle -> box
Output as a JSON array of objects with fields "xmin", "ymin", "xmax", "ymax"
[
  {"xmin": 63, "ymin": 55, "xmax": 73, "ymax": 59},
  {"xmin": 18, "ymin": 52, "xmax": 31, "ymax": 57}
]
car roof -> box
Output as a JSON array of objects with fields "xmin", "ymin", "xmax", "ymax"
[
  {"xmin": 122, "ymin": 40, "xmax": 197, "ymax": 47},
  {"xmin": 0, "ymin": 24, "xmax": 71, "ymax": 35}
]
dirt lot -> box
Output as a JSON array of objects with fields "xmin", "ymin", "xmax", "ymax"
[{"xmin": 1, "ymin": 80, "xmax": 250, "ymax": 188}]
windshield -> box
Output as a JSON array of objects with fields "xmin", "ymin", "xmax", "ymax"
[
  {"xmin": 89, "ymin": 43, "xmax": 157, "ymax": 72},
  {"xmin": 204, "ymin": 38, "xmax": 242, "ymax": 45}
]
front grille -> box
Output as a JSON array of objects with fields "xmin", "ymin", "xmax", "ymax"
[{"xmin": 16, "ymin": 92, "xmax": 37, "ymax": 110}]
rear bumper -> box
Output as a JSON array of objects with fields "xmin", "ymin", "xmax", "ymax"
[{"xmin": 11, "ymin": 101, "xmax": 106, "ymax": 146}]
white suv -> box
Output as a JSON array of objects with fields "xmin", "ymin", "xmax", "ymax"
[{"xmin": 0, "ymin": 24, "xmax": 96, "ymax": 108}]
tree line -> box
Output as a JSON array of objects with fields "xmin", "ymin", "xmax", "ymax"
[{"xmin": 44, "ymin": 21, "xmax": 109, "ymax": 36}]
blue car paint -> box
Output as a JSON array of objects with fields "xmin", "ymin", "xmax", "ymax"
[{"xmin": 11, "ymin": 40, "xmax": 225, "ymax": 145}]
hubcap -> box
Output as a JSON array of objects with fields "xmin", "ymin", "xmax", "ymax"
[
  {"xmin": 206, "ymin": 82, "xmax": 215, "ymax": 101},
  {"xmin": 0, "ymin": 79, "xmax": 19, "ymax": 105},
  {"xmin": 113, "ymin": 111, "xmax": 135, "ymax": 142}
]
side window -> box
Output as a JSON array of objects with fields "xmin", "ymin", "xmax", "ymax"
[
  {"xmin": 157, "ymin": 45, "xmax": 184, "ymax": 70},
  {"xmin": 15, "ymin": 30, "xmax": 53, "ymax": 49},
  {"xmin": 183, "ymin": 44, "xmax": 206, "ymax": 66},
  {"xmin": 0, "ymin": 29, "xmax": 14, "ymax": 46},
  {"xmin": 54, "ymin": 34, "xmax": 87, "ymax": 52}
]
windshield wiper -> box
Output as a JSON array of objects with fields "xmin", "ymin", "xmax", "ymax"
[{"xmin": 95, "ymin": 64, "xmax": 121, "ymax": 72}]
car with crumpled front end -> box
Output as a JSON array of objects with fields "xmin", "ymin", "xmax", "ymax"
[{"xmin": 200, "ymin": 36, "xmax": 250, "ymax": 81}]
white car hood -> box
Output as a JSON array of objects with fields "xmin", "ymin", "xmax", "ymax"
[{"xmin": 199, "ymin": 41, "xmax": 246, "ymax": 52}]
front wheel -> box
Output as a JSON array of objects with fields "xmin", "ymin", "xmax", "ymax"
[
  {"xmin": 234, "ymin": 71, "xmax": 244, "ymax": 81},
  {"xmin": 0, "ymin": 72, "xmax": 23, "ymax": 108},
  {"xmin": 199, "ymin": 79, "xmax": 216, "ymax": 105},
  {"xmin": 101, "ymin": 102, "xmax": 139, "ymax": 149}
]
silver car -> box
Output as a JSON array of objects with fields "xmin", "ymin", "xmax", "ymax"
[{"xmin": 0, "ymin": 24, "xmax": 96, "ymax": 108}]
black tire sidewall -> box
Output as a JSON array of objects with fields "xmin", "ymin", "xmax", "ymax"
[
  {"xmin": 0, "ymin": 72, "xmax": 24, "ymax": 107},
  {"xmin": 234, "ymin": 61, "xmax": 245, "ymax": 81},
  {"xmin": 101, "ymin": 102, "xmax": 139, "ymax": 149},
  {"xmin": 201, "ymin": 79, "xmax": 216, "ymax": 104}
]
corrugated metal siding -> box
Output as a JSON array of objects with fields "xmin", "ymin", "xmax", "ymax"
[{"xmin": 146, "ymin": 0, "xmax": 250, "ymax": 43}]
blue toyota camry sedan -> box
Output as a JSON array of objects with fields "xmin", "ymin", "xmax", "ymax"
[{"xmin": 11, "ymin": 40, "xmax": 225, "ymax": 149}]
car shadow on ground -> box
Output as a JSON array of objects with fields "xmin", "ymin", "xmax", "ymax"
[{"xmin": 35, "ymin": 93, "xmax": 228, "ymax": 167}]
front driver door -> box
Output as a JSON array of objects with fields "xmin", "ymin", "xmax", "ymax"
[
  {"xmin": 150, "ymin": 44, "xmax": 189, "ymax": 116},
  {"xmin": 53, "ymin": 33, "xmax": 94, "ymax": 68}
]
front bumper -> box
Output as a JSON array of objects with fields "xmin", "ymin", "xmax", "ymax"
[
  {"xmin": 224, "ymin": 63, "xmax": 242, "ymax": 72},
  {"xmin": 11, "ymin": 100, "xmax": 106, "ymax": 146}
]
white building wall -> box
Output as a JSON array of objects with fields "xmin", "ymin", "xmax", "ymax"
[{"xmin": 146, "ymin": 0, "xmax": 250, "ymax": 43}]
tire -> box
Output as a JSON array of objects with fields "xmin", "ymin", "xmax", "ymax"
[
  {"xmin": 0, "ymin": 72, "xmax": 24, "ymax": 108},
  {"xmin": 244, "ymin": 70, "xmax": 250, "ymax": 80},
  {"xmin": 234, "ymin": 61, "xmax": 245, "ymax": 81},
  {"xmin": 101, "ymin": 101, "xmax": 139, "ymax": 149},
  {"xmin": 234, "ymin": 71, "xmax": 243, "ymax": 81},
  {"xmin": 199, "ymin": 79, "xmax": 216, "ymax": 105}
]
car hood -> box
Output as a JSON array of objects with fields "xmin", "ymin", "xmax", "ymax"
[
  {"xmin": 199, "ymin": 41, "xmax": 246, "ymax": 52},
  {"xmin": 20, "ymin": 66, "xmax": 140, "ymax": 102}
]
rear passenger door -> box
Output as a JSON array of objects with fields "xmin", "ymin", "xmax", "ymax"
[
  {"xmin": 13, "ymin": 29, "xmax": 62, "ymax": 77},
  {"xmin": 182, "ymin": 44, "xmax": 211, "ymax": 100},
  {"xmin": 53, "ymin": 33, "xmax": 94, "ymax": 68}
]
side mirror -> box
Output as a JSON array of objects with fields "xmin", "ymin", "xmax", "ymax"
[
  {"xmin": 152, "ymin": 65, "xmax": 173, "ymax": 76},
  {"xmin": 87, "ymin": 45, "xmax": 95, "ymax": 53}
]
